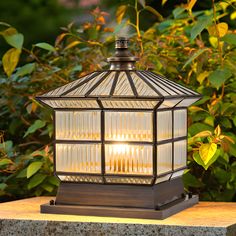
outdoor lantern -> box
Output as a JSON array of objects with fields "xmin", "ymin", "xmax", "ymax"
[{"xmin": 37, "ymin": 37, "xmax": 202, "ymax": 219}]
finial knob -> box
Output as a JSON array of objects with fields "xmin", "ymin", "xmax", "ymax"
[{"xmin": 115, "ymin": 37, "xmax": 129, "ymax": 49}]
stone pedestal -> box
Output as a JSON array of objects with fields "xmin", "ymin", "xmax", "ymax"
[{"xmin": 0, "ymin": 197, "xmax": 236, "ymax": 236}]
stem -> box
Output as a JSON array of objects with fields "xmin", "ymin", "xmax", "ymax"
[
  {"xmin": 134, "ymin": 0, "xmax": 143, "ymax": 55},
  {"xmin": 212, "ymin": 0, "xmax": 223, "ymax": 67}
]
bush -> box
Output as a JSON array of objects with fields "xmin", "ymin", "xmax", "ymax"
[{"xmin": 0, "ymin": 1, "xmax": 236, "ymax": 202}]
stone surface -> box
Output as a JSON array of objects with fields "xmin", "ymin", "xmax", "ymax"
[{"xmin": 0, "ymin": 197, "xmax": 236, "ymax": 236}]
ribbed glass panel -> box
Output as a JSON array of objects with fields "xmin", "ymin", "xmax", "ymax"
[
  {"xmin": 113, "ymin": 71, "xmax": 133, "ymax": 96},
  {"xmin": 41, "ymin": 72, "xmax": 97, "ymax": 97},
  {"xmin": 148, "ymin": 72, "xmax": 197, "ymax": 95},
  {"xmin": 155, "ymin": 174, "xmax": 171, "ymax": 184},
  {"xmin": 174, "ymin": 140, "xmax": 187, "ymax": 170},
  {"xmin": 105, "ymin": 112, "xmax": 152, "ymax": 142},
  {"xmin": 138, "ymin": 72, "xmax": 170, "ymax": 96},
  {"xmin": 55, "ymin": 111, "xmax": 100, "ymax": 140},
  {"xmin": 42, "ymin": 99, "xmax": 99, "ymax": 108},
  {"xmin": 171, "ymin": 169, "xmax": 185, "ymax": 179},
  {"xmin": 157, "ymin": 143, "xmax": 172, "ymax": 175},
  {"xmin": 174, "ymin": 109, "xmax": 187, "ymax": 138},
  {"xmin": 66, "ymin": 72, "xmax": 106, "ymax": 96},
  {"xmin": 158, "ymin": 98, "xmax": 182, "ymax": 109},
  {"xmin": 105, "ymin": 144, "xmax": 153, "ymax": 175},
  {"xmin": 157, "ymin": 111, "xmax": 172, "ymax": 141},
  {"xmin": 105, "ymin": 177, "xmax": 152, "ymax": 184},
  {"xmin": 90, "ymin": 72, "xmax": 115, "ymax": 96},
  {"xmin": 130, "ymin": 72, "xmax": 157, "ymax": 96},
  {"xmin": 58, "ymin": 175, "xmax": 103, "ymax": 183},
  {"xmin": 175, "ymin": 98, "xmax": 199, "ymax": 107},
  {"xmin": 56, "ymin": 143, "xmax": 101, "ymax": 173},
  {"xmin": 101, "ymin": 100, "xmax": 158, "ymax": 109}
]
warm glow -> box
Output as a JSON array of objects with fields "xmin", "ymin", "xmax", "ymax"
[{"xmin": 105, "ymin": 144, "xmax": 152, "ymax": 175}]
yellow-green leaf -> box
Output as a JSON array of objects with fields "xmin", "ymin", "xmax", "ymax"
[
  {"xmin": 199, "ymin": 143, "xmax": 217, "ymax": 165},
  {"xmin": 2, "ymin": 48, "xmax": 21, "ymax": 77},
  {"xmin": 27, "ymin": 162, "xmax": 43, "ymax": 178},
  {"xmin": 186, "ymin": 0, "xmax": 197, "ymax": 11},
  {"xmin": 217, "ymin": 22, "xmax": 228, "ymax": 37},
  {"xmin": 1, "ymin": 28, "xmax": 24, "ymax": 49},
  {"xmin": 193, "ymin": 130, "xmax": 212, "ymax": 138},
  {"xmin": 116, "ymin": 5, "xmax": 127, "ymax": 24},
  {"xmin": 64, "ymin": 41, "xmax": 81, "ymax": 50},
  {"xmin": 209, "ymin": 36, "xmax": 218, "ymax": 48},
  {"xmin": 162, "ymin": 0, "xmax": 168, "ymax": 5},
  {"xmin": 208, "ymin": 23, "xmax": 228, "ymax": 38},
  {"xmin": 214, "ymin": 125, "xmax": 221, "ymax": 136},
  {"xmin": 197, "ymin": 71, "xmax": 210, "ymax": 84},
  {"xmin": 230, "ymin": 11, "xmax": 236, "ymax": 20}
]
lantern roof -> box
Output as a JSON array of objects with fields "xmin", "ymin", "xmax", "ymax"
[{"xmin": 37, "ymin": 37, "xmax": 201, "ymax": 108}]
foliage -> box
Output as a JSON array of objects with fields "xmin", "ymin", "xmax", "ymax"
[{"xmin": 0, "ymin": 0, "xmax": 236, "ymax": 202}]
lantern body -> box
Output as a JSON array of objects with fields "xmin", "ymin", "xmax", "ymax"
[{"xmin": 38, "ymin": 38, "xmax": 201, "ymax": 219}]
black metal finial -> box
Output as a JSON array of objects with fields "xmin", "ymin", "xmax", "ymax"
[
  {"xmin": 115, "ymin": 37, "xmax": 129, "ymax": 49},
  {"xmin": 107, "ymin": 37, "xmax": 138, "ymax": 70}
]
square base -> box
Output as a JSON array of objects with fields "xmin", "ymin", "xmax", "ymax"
[{"xmin": 41, "ymin": 195, "xmax": 198, "ymax": 220}]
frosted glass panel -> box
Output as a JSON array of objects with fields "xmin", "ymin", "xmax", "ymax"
[
  {"xmin": 105, "ymin": 177, "xmax": 152, "ymax": 184},
  {"xmin": 105, "ymin": 112, "xmax": 152, "ymax": 142},
  {"xmin": 171, "ymin": 169, "xmax": 184, "ymax": 179},
  {"xmin": 105, "ymin": 144, "xmax": 153, "ymax": 175},
  {"xmin": 58, "ymin": 175, "xmax": 103, "ymax": 183},
  {"xmin": 101, "ymin": 100, "xmax": 158, "ymax": 109},
  {"xmin": 56, "ymin": 111, "xmax": 100, "ymax": 140},
  {"xmin": 157, "ymin": 143, "xmax": 172, "ymax": 175},
  {"xmin": 56, "ymin": 143, "xmax": 101, "ymax": 173},
  {"xmin": 42, "ymin": 99, "xmax": 99, "ymax": 108},
  {"xmin": 158, "ymin": 98, "xmax": 182, "ymax": 109},
  {"xmin": 155, "ymin": 174, "xmax": 171, "ymax": 184},
  {"xmin": 157, "ymin": 111, "xmax": 172, "ymax": 141},
  {"xmin": 174, "ymin": 109, "xmax": 187, "ymax": 138},
  {"xmin": 174, "ymin": 140, "xmax": 187, "ymax": 170},
  {"xmin": 113, "ymin": 71, "xmax": 133, "ymax": 96},
  {"xmin": 176, "ymin": 98, "xmax": 199, "ymax": 107}
]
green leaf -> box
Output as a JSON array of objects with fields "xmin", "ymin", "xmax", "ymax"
[
  {"xmin": 4, "ymin": 33, "xmax": 24, "ymax": 49},
  {"xmin": 199, "ymin": 143, "xmax": 217, "ymax": 165},
  {"xmin": 41, "ymin": 183, "xmax": 54, "ymax": 192},
  {"xmin": 34, "ymin": 42, "xmax": 56, "ymax": 52},
  {"xmin": 16, "ymin": 168, "xmax": 27, "ymax": 178},
  {"xmin": 0, "ymin": 158, "xmax": 12, "ymax": 166},
  {"xmin": 189, "ymin": 123, "xmax": 214, "ymax": 136},
  {"xmin": 173, "ymin": 7, "xmax": 185, "ymax": 19},
  {"xmin": 0, "ymin": 183, "xmax": 7, "ymax": 190},
  {"xmin": 144, "ymin": 6, "xmax": 163, "ymax": 21},
  {"xmin": 27, "ymin": 162, "xmax": 43, "ymax": 178},
  {"xmin": 28, "ymin": 173, "xmax": 47, "ymax": 189},
  {"xmin": 47, "ymin": 176, "xmax": 60, "ymax": 186},
  {"xmin": 208, "ymin": 68, "xmax": 232, "ymax": 89},
  {"xmin": 222, "ymin": 34, "xmax": 236, "ymax": 45},
  {"xmin": 183, "ymin": 48, "xmax": 209, "ymax": 68},
  {"xmin": 24, "ymin": 120, "xmax": 46, "ymax": 137},
  {"xmin": 0, "ymin": 141, "xmax": 13, "ymax": 153},
  {"xmin": 183, "ymin": 172, "xmax": 204, "ymax": 188},
  {"xmin": 15, "ymin": 63, "xmax": 35, "ymax": 77},
  {"xmin": 2, "ymin": 48, "xmax": 21, "ymax": 77},
  {"xmin": 191, "ymin": 16, "xmax": 212, "ymax": 40}
]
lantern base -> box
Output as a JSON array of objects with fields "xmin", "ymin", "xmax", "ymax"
[{"xmin": 41, "ymin": 195, "xmax": 198, "ymax": 220}]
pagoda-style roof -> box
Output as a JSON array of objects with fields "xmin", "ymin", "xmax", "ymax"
[{"xmin": 37, "ymin": 37, "xmax": 201, "ymax": 109}]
